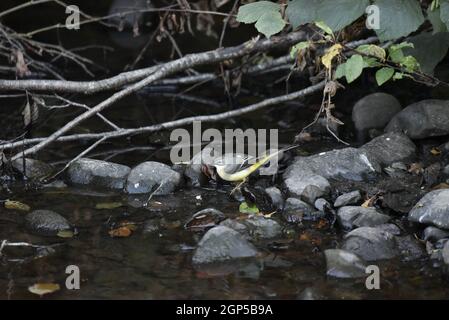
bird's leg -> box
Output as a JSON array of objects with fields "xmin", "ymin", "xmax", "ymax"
[{"xmin": 230, "ymin": 178, "xmax": 247, "ymax": 195}]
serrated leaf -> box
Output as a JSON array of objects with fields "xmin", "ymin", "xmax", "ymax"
[
  {"xmin": 290, "ymin": 41, "xmax": 310, "ymax": 58},
  {"xmin": 286, "ymin": 0, "xmax": 369, "ymax": 31},
  {"xmin": 356, "ymin": 44, "xmax": 386, "ymax": 60},
  {"xmin": 374, "ymin": 0, "xmax": 425, "ymax": 41},
  {"xmin": 254, "ymin": 10, "xmax": 286, "ymax": 38},
  {"xmin": 404, "ymin": 32, "xmax": 449, "ymax": 75},
  {"xmin": 376, "ymin": 67, "xmax": 395, "ymax": 86},
  {"xmin": 4, "ymin": 200, "xmax": 30, "ymax": 211},
  {"xmin": 236, "ymin": 1, "xmax": 280, "ymax": 24},
  {"xmin": 28, "ymin": 283, "xmax": 60, "ymax": 296},
  {"xmin": 314, "ymin": 21, "xmax": 333, "ymax": 35},
  {"xmin": 239, "ymin": 201, "xmax": 259, "ymax": 214},
  {"xmin": 321, "ymin": 44, "xmax": 343, "ymax": 69},
  {"xmin": 344, "ymin": 54, "xmax": 364, "ymax": 83}
]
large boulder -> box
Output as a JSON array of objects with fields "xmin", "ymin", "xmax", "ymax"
[
  {"xmin": 284, "ymin": 147, "xmax": 380, "ymax": 182},
  {"xmin": 25, "ymin": 210, "xmax": 72, "ymax": 236},
  {"xmin": 67, "ymin": 158, "xmax": 130, "ymax": 190},
  {"xmin": 360, "ymin": 132, "xmax": 416, "ymax": 167},
  {"xmin": 352, "ymin": 93, "xmax": 402, "ymax": 139},
  {"xmin": 409, "ymin": 190, "xmax": 449, "ymax": 229},
  {"xmin": 126, "ymin": 161, "xmax": 181, "ymax": 195},
  {"xmin": 386, "ymin": 100, "xmax": 449, "ymax": 139},
  {"xmin": 342, "ymin": 227, "xmax": 399, "ymax": 261},
  {"xmin": 192, "ymin": 226, "xmax": 258, "ymax": 264}
]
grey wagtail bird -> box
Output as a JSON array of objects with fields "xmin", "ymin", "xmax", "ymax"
[{"xmin": 203, "ymin": 145, "xmax": 300, "ymax": 193}]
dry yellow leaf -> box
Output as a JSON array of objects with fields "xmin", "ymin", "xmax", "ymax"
[
  {"xmin": 109, "ymin": 226, "xmax": 132, "ymax": 238},
  {"xmin": 322, "ymin": 44, "xmax": 343, "ymax": 69},
  {"xmin": 430, "ymin": 147, "xmax": 442, "ymax": 156},
  {"xmin": 57, "ymin": 230, "xmax": 74, "ymax": 238},
  {"xmin": 28, "ymin": 283, "xmax": 60, "ymax": 297},
  {"xmin": 4, "ymin": 200, "xmax": 30, "ymax": 211}
]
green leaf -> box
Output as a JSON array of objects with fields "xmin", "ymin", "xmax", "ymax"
[
  {"xmin": 286, "ymin": 0, "xmax": 369, "ymax": 31},
  {"xmin": 393, "ymin": 72, "xmax": 404, "ymax": 80},
  {"xmin": 376, "ymin": 67, "xmax": 395, "ymax": 86},
  {"xmin": 363, "ymin": 57, "xmax": 382, "ymax": 68},
  {"xmin": 290, "ymin": 41, "xmax": 310, "ymax": 57},
  {"xmin": 400, "ymin": 56, "xmax": 420, "ymax": 72},
  {"xmin": 356, "ymin": 44, "xmax": 386, "ymax": 60},
  {"xmin": 236, "ymin": 1, "xmax": 280, "ymax": 24},
  {"xmin": 427, "ymin": 7, "xmax": 448, "ymax": 33},
  {"xmin": 314, "ymin": 21, "xmax": 333, "ymax": 35},
  {"xmin": 334, "ymin": 63, "xmax": 346, "ymax": 79},
  {"xmin": 388, "ymin": 42, "xmax": 414, "ymax": 63},
  {"xmin": 441, "ymin": 0, "xmax": 449, "ymax": 29},
  {"xmin": 254, "ymin": 11, "xmax": 286, "ymax": 38},
  {"xmin": 404, "ymin": 32, "xmax": 449, "ymax": 75},
  {"xmin": 239, "ymin": 202, "xmax": 260, "ymax": 214},
  {"xmin": 374, "ymin": 0, "xmax": 425, "ymax": 41},
  {"xmin": 344, "ymin": 54, "xmax": 365, "ymax": 83}
]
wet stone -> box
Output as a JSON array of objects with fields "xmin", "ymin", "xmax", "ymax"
[
  {"xmin": 408, "ymin": 189, "xmax": 449, "ymax": 229},
  {"xmin": 283, "ymin": 198, "xmax": 315, "ymax": 223},
  {"xmin": 192, "ymin": 226, "xmax": 258, "ymax": 264},
  {"xmin": 12, "ymin": 158, "xmax": 54, "ymax": 180},
  {"xmin": 324, "ymin": 249, "xmax": 368, "ymax": 279},
  {"xmin": 25, "ymin": 210, "xmax": 72, "ymax": 237},
  {"xmin": 264, "ymin": 187, "xmax": 284, "ymax": 210},
  {"xmin": 423, "ymin": 226, "xmax": 449, "ymax": 242},
  {"xmin": 334, "ymin": 190, "xmax": 362, "ymax": 208},
  {"xmin": 184, "ymin": 208, "xmax": 225, "ymax": 231},
  {"xmin": 342, "ymin": 227, "xmax": 399, "ymax": 261},
  {"xmin": 242, "ymin": 215, "xmax": 282, "ymax": 239},
  {"xmin": 67, "ymin": 158, "xmax": 131, "ymax": 190},
  {"xmin": 337, "ymin": 206, "xmax": 390, "ymax": 230},
  {"xmin": 126, "ymin": 161, "xmax": 181, "ymax": 195},
  {"xmin": 386, "ymin": 99, "xmax": 449, "ymax": 139}
]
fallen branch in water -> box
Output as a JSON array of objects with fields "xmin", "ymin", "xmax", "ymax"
[{"xmin": 1, "ymin": 81, "xmax": 325, "ymax": 151}]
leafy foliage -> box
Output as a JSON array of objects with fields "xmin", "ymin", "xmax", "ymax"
[
  {"xmin": 286, "ymin": 0, "xmax": 369, "ymax": 31},
  {"xmin": 236, "ymin": 1, "xmax": 285, "ymax": 38}
]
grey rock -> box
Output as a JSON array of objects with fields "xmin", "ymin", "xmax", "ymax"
[
  {"xmin": 126, "ymin": 161, "xmax": 181, "ymax": 195},
  {"xmin": 264, "ymin": 187, "xmax": 284, "ymax": 210},
  {"xmin": 423, "ymin": 226, "xmax": 449, "ymax": 242},
  {"xmin": 444, "ymin": 165, "xmax": 449, "ymax": 176},
  {"xmin": 443, "ymin": 241, "xmax": 449, "ymax": 265},
  {"xmin": 337, "ymin": 206, "xmax": 390, "ymax": 230},
  {"xmin": 143, "ymin": 219, "xmax": 161, "ymax": 234},
  {"xmin": 352, "ymin": 93, "xmax": 402, "ymax": 136},
  {"xmin": 192, "ymin": 226, "xmax": 258, "ymax": 264},
  {"xmin": 386, "ymin": 99, "xmax": 449, "ymax": 139},
  {"xmin": 220, "ymin": 219, "xmax": 249, "ymax": 235},
  {"xmin": 396, "ymin": 235, "xmax": 425, "ymax": 261},
  {"xmin": 25, "ymin": 210, "xmax": 72, "ymax": 236},
  {"xmin": 283, "ymin": 170, "xmax": 330, "ymax": 201},
  {"xmin": 360, "ymin": 132, "xmax": 416, "ymax": 167},
  {"xmin": 334, "ymin": 191, "xmax": 362, "ymax": 208},
  {"xmin": 67, "ymin": 158, "xmax": 130, "ymax": 190},
  {"xmin": 12, "ymin": 158, "xmax": 53, "ymax": 180},
  {"xmin": 342, "ymin": 227, "xmax": 399, "ymax": 261},
  {"xmin": 284, "ymin": 148, "xmax": 380, "ymax": 182},
  {"xmin": 324, "ymin": 249, "xmax": 368, "ymax": 278},
  {"xmin": 298, "ymin": 287, "xmax": 326, "ymax": 300},
  {"xmin": 283, "ymin": 198, "xmax": 315, "ymax": 223},
  {"xmin": 242, "ymin": 215, "xmax": 282, "ymax": 239},
  {"xmin": 409, "ymin": 189, "xmax": 449, "ymax": 229},
  {"xmin": 376, "ymin": 224, "xmax": 401, "ymax": 236},
  {"xmin": 314, "ymin": 198, "xmax": 332, "ymax": 212}
]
